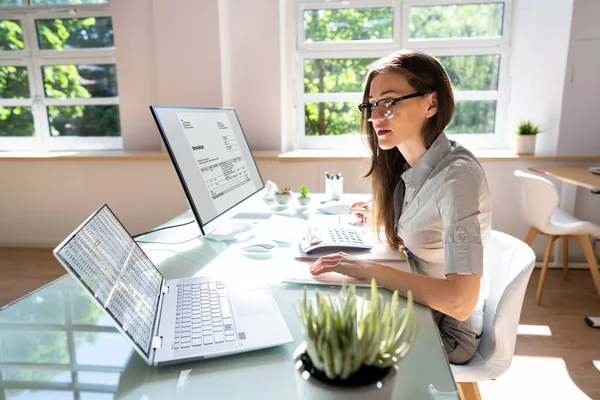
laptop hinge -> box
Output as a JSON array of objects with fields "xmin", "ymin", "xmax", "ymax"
[
  {"xmin": 152, "ymin": 336, "xmax": 163, "ymax": 349},
  {"xmin": 161, "ymin": 285, "xmax": 169, "ymax": 294}
]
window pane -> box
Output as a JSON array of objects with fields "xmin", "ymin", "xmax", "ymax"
[
  {"xmin": 0, "ymin": 20, "xmax": 24, "ymax": 50},
  {"xmin": 0, "ymin": 0, "xmax": 21, "ymax": 6},
  {"xmin": 305, "ymin": 58, "xmax": 376, "ymax": 93},
  {"xmin": 48, "ymin": 105, "xmax": 120, "ymax": 137},
  {"xmin": 0, "ymin": 66, "xmax": 29, "ymax": 98},
  {"xmin": 304, "ymin": 8, "xmax": 393, "ymax": 42},
  {"xmin": 437, "ymin": 55, "xmax": 500, "ymax": 91},
  {"xmin": 43, "ymin": 64, "xmax": 117, "ymax": 98},
  {"xmin": 409, "ymin": 3, "xmax": 504, "ymax": 39},
  {"xmin": 0, "ymin": 106, "xmax": 35, "ymax": 136},
  {"xmin": 31, "ymin": 0, "xmax": 109, "ymax": 5},
  {"xmin": 305, "ymin": 102, "xmax": 360, "ymax": 136},
  {"xmin": 37, "ymin": 17, "xmax": 114, "ymax": 50},
  {"xmin": 446, "ymin": 100, "xmax": 496, "ymax": 134}
]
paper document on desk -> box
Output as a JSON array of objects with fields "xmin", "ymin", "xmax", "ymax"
[
  {"xmin": 282, "ymin": 259, "xmax": 412, "ymax": 287},
  {"xmin": 294, "ymin": 240, "xmax": 404, "ymax": 262}
]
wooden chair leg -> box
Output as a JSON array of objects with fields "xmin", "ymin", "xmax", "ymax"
[
  {"xmin": 562, "ymin": 237, "xmax": 569, "ymax": 280},
  {"xmin": 457, "ymin": 382, "xmax": 482, "ymax": 400},
  {"xmin": 524, "ymin": 227, "xmax": 538, "ymax": 246},
  {"xmin": 536, "ymin": 235, "xmax": 555, "ymax": 305},
  {"xmin": 580, "ymin": 235, "xmax": 600, "ymax": 301}
]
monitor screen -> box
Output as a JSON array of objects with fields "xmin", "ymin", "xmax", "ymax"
[
  {"xmin": 150, "ymin": 106, "xmax": 264, "ymax": 233},
  {"xmin": 54, "ymin": 205, "xmax": 164, "ymax": 360}
]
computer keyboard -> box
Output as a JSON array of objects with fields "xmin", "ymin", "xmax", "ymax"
[
  {"xmin": 300, "ymin": 225, "xmax": 373, "ymax": 254},
  {"xmin": 327, "ymin": 227, "xmax": 366, "ymax": 244},
  {"xmin": 173, "ymin": 280, "xmax": 236, "ymax": 349}
]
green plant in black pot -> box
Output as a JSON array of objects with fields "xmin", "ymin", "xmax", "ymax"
[{"xmin": 293, "ymin": 280, "xmax": 418, "ymax": 400}]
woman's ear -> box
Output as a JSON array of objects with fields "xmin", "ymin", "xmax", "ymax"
[{"xmin": 425, "ymin": 92, "xmax": 438, "ymax": 118}]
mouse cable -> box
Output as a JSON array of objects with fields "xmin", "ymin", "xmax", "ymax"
[
  {"xmin": 132, "ymin": 219, "xmax": 197, "ymax": 239},
  {"xmin": 135, "ymin": 234, "xmax": 202, "ymax": 245}
]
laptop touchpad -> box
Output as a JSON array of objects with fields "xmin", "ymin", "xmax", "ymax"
[{"xmin": 230, "ymin": 288, "xmax": 277, "ymax": 318}]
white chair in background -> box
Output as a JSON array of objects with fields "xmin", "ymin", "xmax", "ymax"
[
  {"xmin": 453, "ymin": 230, "xmax": 536, "ymax": 400},
  {"xmin": 514, "ymin": 169, "xmax": 600, "ymax": 305}
]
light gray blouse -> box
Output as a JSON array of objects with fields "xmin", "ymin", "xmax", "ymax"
[{"xmin": 395, "ymin": 133, "xmax": 492, "ymax": 308}]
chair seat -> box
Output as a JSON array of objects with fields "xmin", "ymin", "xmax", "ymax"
[{"xmin": 542, "ymin": 208, "xmax": 600, "ymax": 237}]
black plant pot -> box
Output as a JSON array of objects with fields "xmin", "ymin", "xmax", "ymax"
[{"xmin": 293, "ymin": 341, "xmax": 397, "ymax": 400}]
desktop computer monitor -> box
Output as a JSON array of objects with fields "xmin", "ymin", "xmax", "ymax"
[{"xmin": 150, "ymin": 106, "xmax": 265, "ymax": 239}]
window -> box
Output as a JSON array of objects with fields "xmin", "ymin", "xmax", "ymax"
[
  {"xmin": 295, "ymin": 0, "xmax": 511, "ymax": 149},
  {"xmin": 0, "ymin": 0, "xmax": 121, "ymax": 151}
]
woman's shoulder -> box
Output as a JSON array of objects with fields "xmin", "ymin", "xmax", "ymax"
[{"xmin": 435, "ymin": 140, "xmax": 486, "ymax": 181}]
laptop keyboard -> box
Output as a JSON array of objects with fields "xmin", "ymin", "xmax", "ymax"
[{"xmin": 173, "ymin": 280, "xmax": 236, "ymax": 349}]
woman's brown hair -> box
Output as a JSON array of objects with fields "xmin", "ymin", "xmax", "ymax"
[{"xmin": 362, "ymin": 50, "xmax": 455, "ymax": 249}]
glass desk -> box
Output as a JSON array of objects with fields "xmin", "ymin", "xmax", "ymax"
[{"xmin": 0, "ymin": 199, "xmax": 459, "ymax": 399}]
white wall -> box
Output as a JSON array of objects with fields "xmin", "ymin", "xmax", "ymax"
[
  {"xmin": 111, "ymin": 0, "xmax": 283, "ymax": 151},
  {"xmin": 556, "ymin": 0, "xmax": 600, "ymax": 156},
  {"xmin": 111, "ymin": 0, "xmax": 226, "ymax": 151},
  {"xmin": 223, "ymin": 0, "xmax": 283, "ymax": 150},
  {"xmin": 506, "ymin": 0, "xmax": 574, "ymax": 156},
  {"xmin": 111, "ymin": 0, "xmax": 160, "ymax": 151}
]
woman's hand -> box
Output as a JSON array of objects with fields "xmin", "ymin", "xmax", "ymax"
[
  {"xmin": 349, "ymin": 201, "xmax": 371, "ymax": 225},
  {"xmin": 309, "ymin": 252, "xmax": 376, "ymax": 281}
]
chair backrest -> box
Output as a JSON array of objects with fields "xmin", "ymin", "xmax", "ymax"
[
  {"xmin": 513, "ymin": 169, "xmax": 559, "ymax": 231},
  {"xmin": 475, "ymin": 230, "xmax": 536, "ymax": 379}
]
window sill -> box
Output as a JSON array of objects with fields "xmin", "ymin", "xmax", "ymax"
[
  {"xmin": 274, "ymin": 149, "xmax": 600, "ymax": 163},
  {"xmin": 1, "ymin": 149, "xmax": 598, "ymax": 163},
  {"xmin": 0, "ymin": 150, "xmax": 281, "ymax": 162}
]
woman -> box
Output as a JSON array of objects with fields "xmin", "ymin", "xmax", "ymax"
[{"xmin": 309, "ymin": 50, "xmax": 491, "ymax": 365}]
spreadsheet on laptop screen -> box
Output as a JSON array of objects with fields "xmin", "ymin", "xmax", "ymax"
[{"xmin": 56, "ymin": 205, "xmax": 163, "ymax": 356}]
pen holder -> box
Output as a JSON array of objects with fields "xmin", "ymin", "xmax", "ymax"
[{"xmin": 325, "ymin": 177, "xmax": 343, "ymax": 200}]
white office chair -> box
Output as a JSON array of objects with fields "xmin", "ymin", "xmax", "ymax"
[
  {"xmin": 452, "ymin": 230, "xmax": 536, "ymax": 400},
  {"xmin": 514, "ymin": 170, "xmax": 600, "ymax": 305}
]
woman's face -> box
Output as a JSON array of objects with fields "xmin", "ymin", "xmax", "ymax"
[{"xmin": 368, "ymin": 71, "xmax": 437, "ymax": 150}]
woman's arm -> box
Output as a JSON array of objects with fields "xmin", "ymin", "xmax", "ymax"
[
  {"xmin": 310, "ymin": 254, "xmax": 480, "ymax": 321},
  {"xmin": 370, "ymin": 264, "xmax": 480, "ymax": 321}
]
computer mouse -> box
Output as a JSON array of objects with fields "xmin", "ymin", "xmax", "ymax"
[{"xmin": 241, "ymin": 240, "xmax": 277, "ymax": 253}]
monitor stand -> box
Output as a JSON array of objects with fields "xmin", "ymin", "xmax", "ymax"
[{"xmin": 203, "ymin": 221, "xmax": 255, "ymax": 242}]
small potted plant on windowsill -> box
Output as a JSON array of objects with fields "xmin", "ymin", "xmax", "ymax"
[
  {"xmin": 298, "ymin": 184, "xmax": 311, "ymax": 206},
  {"xmin": 293, "ymin": 280, "xmax": 417, "ymax": 400},
  {"xmin": 512, "ymin": 120, "xmax": 541, "ymax": 155},
  {"xmin": 274, "ymin": 187, "xmax": 293, "ymax": 205}
]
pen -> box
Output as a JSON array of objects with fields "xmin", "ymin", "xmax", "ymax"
[
  {"xmin": 324, "ymin": 171, "xmax": 330, "ymax": 180},
  {"xmin": 336, "ymin": 172, "xmax": 342, "ymax": 180}
]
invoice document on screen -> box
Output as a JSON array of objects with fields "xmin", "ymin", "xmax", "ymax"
[{"xmin": 177, "ymin": 111, "xmax": 260, "ymax": 215}]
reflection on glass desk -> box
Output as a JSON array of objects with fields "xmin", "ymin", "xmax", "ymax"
[
  {"xmin": 0, "ymin": 203, "xmax": 459, "ymax": 400},
  {"xmin": 0, "ymin": 277, "xmax": 133, "ymax": 400}
]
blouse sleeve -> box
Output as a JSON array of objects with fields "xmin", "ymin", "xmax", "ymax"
[{"xmin": 436, "ymin": 162, "xmax": 489, "ymax": 276}]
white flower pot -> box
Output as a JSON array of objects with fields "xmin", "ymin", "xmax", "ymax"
[
  {"xmin": 274, "ymin": 192, "xmax": 293, "ymax": 205},
  {"xmin": 512, "ymin": 135, "xmax": 536, "ymax": 155},
  {"xmin": 293, "ymin": 342, "xmax": 398, "ymax": 400},
  {"xmin": 298, "ymin": 196, "xmax": 311, "ymax": 206}
]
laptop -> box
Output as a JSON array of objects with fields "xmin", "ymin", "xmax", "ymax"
[{"xmin": 53, "ymin": 204, "xmax": 293, "ymax": 366}]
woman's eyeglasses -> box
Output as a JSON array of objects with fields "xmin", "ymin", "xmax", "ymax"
[{"xmin": 358, "ymin": 92, "xmax": 427, "ymax": 122}]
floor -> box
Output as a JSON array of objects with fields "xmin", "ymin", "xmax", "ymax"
[{"xmin": 1, "ymin": 248, "xmax": 599, "ymax": 399}]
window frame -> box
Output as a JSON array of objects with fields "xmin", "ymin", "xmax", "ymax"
[
  {"xmin": 0, "ymin": 1, "xmax": 121, "ymax": 152},
  {"xmin": 295, "ymin": 0, "xmax": 512, "ymax": 150}
]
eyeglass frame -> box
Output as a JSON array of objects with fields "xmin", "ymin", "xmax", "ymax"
[{"xmin": 358, "ymin": 92, "xmax": 428, "ymax": 122}]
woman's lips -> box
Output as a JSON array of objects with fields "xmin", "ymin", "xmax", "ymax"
[{"xmin": 377, "ymin": 129, "xmax": 391, "ymax": 136}]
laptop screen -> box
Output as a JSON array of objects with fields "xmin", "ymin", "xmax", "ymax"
[
  {"xmin": 150, "ymin": 106, "xmax": 264, "ymax": 232},
  {"xmin": 54, "ymin": 205, "xmax": 164, "ymax": 359}
]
